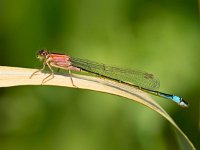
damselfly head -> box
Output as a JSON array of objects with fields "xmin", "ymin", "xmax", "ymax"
[{"xmin": 37, "ymin": 49, "xmax": 48, "ymax": 60}]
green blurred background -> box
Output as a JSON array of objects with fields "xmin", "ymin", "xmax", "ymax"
[{"xmin": 0, "ymin": 0, "xmax": 199, "ymax": 149}]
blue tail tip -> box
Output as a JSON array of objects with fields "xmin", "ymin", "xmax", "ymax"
[{"xmin": 180, "ymin": 99, "xmax": 189, "ymax": 108}]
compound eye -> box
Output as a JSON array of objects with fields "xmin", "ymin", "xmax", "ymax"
[{"xmin": 39, "ymin": 49, "xmax": 47, "ymax": 56}]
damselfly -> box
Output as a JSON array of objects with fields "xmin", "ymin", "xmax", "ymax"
[{"xmin": 30, "ymin": 49, "xmax": 189, "ymax": 108}]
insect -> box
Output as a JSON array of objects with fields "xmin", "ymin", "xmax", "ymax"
[{"xmin": 30, "ymin": 49, "xmax": 189, "ymax": 108}]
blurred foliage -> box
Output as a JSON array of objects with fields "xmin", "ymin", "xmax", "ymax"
[{"xmin": 0, "ymin": 0, "xmax": 199, "ymax": 150}]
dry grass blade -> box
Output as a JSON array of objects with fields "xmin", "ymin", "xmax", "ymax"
[{"xmin": 0, "ymin": 66, "xmax": 196, "ymax": 150}]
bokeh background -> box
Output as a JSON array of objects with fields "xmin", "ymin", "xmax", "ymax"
[{"xmin": 0, "ymin": 0, "xmax": 199, "ymax": 150}]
